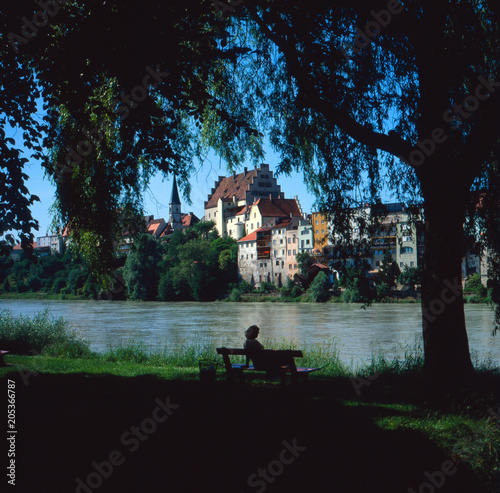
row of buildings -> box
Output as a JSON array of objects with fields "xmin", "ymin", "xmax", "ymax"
[{"xmin": 11, "ymin": 163, "xmax": 490, "ymax": 288}]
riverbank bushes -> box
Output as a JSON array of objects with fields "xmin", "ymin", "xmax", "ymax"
[{"xmin": 0, "ymin": 308, "xmax": 91, "ymax": 358}]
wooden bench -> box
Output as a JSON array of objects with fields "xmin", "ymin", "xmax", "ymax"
[
  {"xmin": 0, "ymin": 350, "xmax": 9, "ymax": 367},
  {"xmin": 216, "ymin": 348, "xmax": 320, "ymax": 386}
]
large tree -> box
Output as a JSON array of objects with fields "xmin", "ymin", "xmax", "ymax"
[
  {"xmin": 216, "ymin": 0, "xmax": 499, "ymax": 377},
  {"xmin": 1, "ymin": 1, "xmax": 499, "ymax": 376}
]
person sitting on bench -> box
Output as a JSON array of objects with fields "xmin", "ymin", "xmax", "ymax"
[{"xmin": 243, "ymin": 325, "xmax": 264, "ymax": 367}]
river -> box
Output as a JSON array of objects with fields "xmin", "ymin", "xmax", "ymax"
[{"xmin": 0, "ymin": 300, "xmax": 498, "ymax": 367}]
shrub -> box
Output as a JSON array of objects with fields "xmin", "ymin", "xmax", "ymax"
[
  {"xmin": 17, "ymin": 282, "xmax": 28, "ymax": 293},
  {"xmin": 229, "ymin": 287, "xmax": 242, "ymax": 302},
  {"xmin": 52, "ymin": 277, "xmax": 67, "ymax": 293},
  {"xmin": 260, "ymin": 281, "xmax": 276, "ymax": 293},
  {"xmin": 238, "ymin": 279, "xmax": 254, "ymax": 293},
  {"xmin": 291, "ymin": 285, "xmax": 303, "ymax": 298},
  {"xmin": 465, "ymin": 274, "xmax": 487, "ymax": 297},
  {"xmin": 0, "ymin": 308, "xmax": 91, "ymax": 357},
  {"xmin": 27, "ymin": 275, "xmax": 43, "ymax": 292},
  {"xmin": 308, "ymin": 272, "xmax": 330, "ymax": 302}
]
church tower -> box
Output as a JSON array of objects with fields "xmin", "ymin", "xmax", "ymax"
[{"xmin": 169, "ymin": 175, "xmax": 183, "ymax": 230}]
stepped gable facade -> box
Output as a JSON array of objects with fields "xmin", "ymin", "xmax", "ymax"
[{"xmin": 204, "ymin": 163, "xmax": 282, "ymax": 238}]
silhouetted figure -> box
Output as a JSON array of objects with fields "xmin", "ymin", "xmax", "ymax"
[{"xmin": 243, "ymin": 325, "xmax": 264, "ymax": 367}]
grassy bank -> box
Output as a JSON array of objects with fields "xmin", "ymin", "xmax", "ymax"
[{"xmin": 0, "ymin": 310, "xmax": 498, "ymax": 492}]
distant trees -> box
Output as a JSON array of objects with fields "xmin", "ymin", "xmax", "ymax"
[
  {"xmin": 0, "ymin": 249, "xmax": 101, "ymax": 297},
  {"xmin": 157, "ymin": 223, "xmax": 238, "ymax": 301},
  {"xmin": 376, "ymin": 252, "xmax": 401, "ymax": 300},
  {"xmin": 123, "ymin": 235, "xmax": 164, "ymax": 301},
  {"xmin": 398, "ymin": 266, "xmax": 421, "ymax": 291}
]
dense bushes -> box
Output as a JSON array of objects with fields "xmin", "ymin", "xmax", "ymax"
[{"xmin": 0, "ymin": 308, "xmax": 91, "ymax": 357}]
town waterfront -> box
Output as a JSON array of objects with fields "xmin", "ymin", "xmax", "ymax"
[{"xmin": 1, "ymin": 299, "xmax": 498, "ymax": 367}]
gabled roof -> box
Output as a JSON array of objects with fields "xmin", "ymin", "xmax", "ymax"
[
  {"xmin": 251, "ymin": 198, "xmax": 302, "ymax": 218},
  {"xmin": 205, "ymin": 169, "xmax": 257, "ymax": 209},
  {"xmin": 238, "ymin": 231, "xmax": 258, "ymax": 243},
  {"xmin": 181, "ymin": 213, "xmax": 199, "ymax": 227}
]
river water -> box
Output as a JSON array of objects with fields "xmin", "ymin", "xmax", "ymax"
[{"xmin": 0, "ymin": 299, "xmax": 498, "ymax": 367}]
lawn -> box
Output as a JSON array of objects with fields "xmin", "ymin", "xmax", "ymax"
[{"xmin": 1, "ymin": 354, "xmax": 498, "ymax": 493}]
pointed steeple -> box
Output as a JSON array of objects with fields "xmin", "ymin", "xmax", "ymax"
[
  {"xmin": 170, "ymin": 175, "xmax": 181, "ymax": 205},
  {"xmin": 169, "ymin": 175, "xmax": 183, "ymax": 230}
]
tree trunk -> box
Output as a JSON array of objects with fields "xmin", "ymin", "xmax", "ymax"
[{"xmin": 421, "ymin": 192, "xmax": 474, "ymax": 378}]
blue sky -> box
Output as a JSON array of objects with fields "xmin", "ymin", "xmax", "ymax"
[{"xmin": 23, "ymin": 148, "xmax": 318, "ymax": 239}]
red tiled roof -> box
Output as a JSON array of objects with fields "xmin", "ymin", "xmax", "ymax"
[
  {"xmin": 238, "ymin": 231, "xmax": 258, "ymax": 242},
  {"xmin": 13, "ymin": 242, "xmax": 37, "ymax": 251},
  {"xmin": 205, "ymin": 169, "xmax": 257, "ymax": 209},
  {"xmin": 159, "ymin": 224, "xmax": 173, "ymax": 237},
  {"xmin": 252, "ymin": 198, "xmax": 301, "ymax": 218},
  {"xmin": 313, "ymin": 262, "xmax": 329, "ymax": 270},
  {"xmin": 181, "ymin": 213, "xmax": 200, "ymax": 227}
]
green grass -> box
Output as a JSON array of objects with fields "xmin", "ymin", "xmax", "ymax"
[{"xmin": 0, "ymin": 308, "xmax": 92, "ymax": 358}]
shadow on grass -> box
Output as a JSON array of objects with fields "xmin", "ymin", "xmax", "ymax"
[{"xmin": 1, "ymin": 370, "xmax": 497, "ymax": 493}]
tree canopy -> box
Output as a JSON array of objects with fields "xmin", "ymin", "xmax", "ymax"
[{"xmin": 1, "ymin": 0, "xmax": 499, "ymax": 377}]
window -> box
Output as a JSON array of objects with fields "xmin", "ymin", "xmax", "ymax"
[
  {"xmin": 321, "ymin": 219, "xmax": 325, "ymax": 224},
  {"xmin": 251, "ymin": 224, "xmax": 254, "ymax": 230},
  {"xmin": 250, "ymin": 254, "xmax": 253, "ymax": 259},
  {"xmin": 301, "ymin": 240, "xmax": 304, "ymax": 248},
  {"xmin": 293, "ymin": 250, "xmax": 296, "ymax": 255},
  {"xmin": 280, "ymin": 239, "xmax": 283, "ymax": 244},
  {"xmin": 294, "ymin": 264, "xmax": 297, "ymax": 269},
  {"xmin": 282, "ymin": 249, "xmax": 285, "ymax": 255},
  {"xmin": 246, "ymin": 255, "xmax": 248, "ymax": 259},
  {"xmin": 254, "ymin": 213, "xmax": 256, "ymax": 218},
  {"xmin": 288, "ymin": 238, "xmax": 291, "ymax": 244},
  {"xmin": 273, "ymin": 240, "xmax": 276, "ymax": 245},
  {"xmin": 256, "ymin": 222, "xmax": 259, "ymax": 228},
  {"xmin": 260, "ymin": 263, "xmax": 263, "ymax": 267},
  {"xmin": 315, "ymin": 220, "xmax": 319, "ymax": 225},
  {"xmin": 306, "ymin": 239, "xmax": 310, "ymax": 245},
  {"xmin": 400, "ymin": 262, "xmax": 404, "ymax": 267},
  {"xmin": 288, "ymin": 250, "xmax": 291, "ymax": 256},
  {"xmin": 281, "ymin": 261, "xmax": 284, "ymax": 267},
  {"xmin": 316, "ymin": 230, "xmax": 319, "ymax": 235},
  {"xmin": 293, "ymin": 237, "xmax": 296, "ymax": 243},
  {"xmin": 289, "ymin": 264, "xmax": 292, "ymax": 270},
  {"xmin": 376, "ymin": 261, "xmax": 380, "ymax": 266},
  {"xmin": 410, "ymin": 261, "xmax": 415, "ymax": 267},
  {"xmin": 276, "ymin": 260, "xmax": 279, "ymax": 266},
  {"xmin": 401, "ymin": 247, "xmax": 414, "ymax": 254},
  {"xmin": 240, "ymin": 255, "xmax": 244, "ymax": 259},
  {"xmin": 321, "ymin": 229, "xmax": 325, "ymax": 234},
  {"xmin": 402, "ymin": 235, "xmax": 412, "ymax": 242}
]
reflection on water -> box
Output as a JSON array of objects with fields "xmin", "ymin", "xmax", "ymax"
[{"xmin": 2, "ymin": 299, "xmax": 498, "ymax": 367}]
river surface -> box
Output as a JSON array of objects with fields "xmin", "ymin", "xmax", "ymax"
[{"xmin": 0, "ymin": 300, "xmax": 498, "ymax": 367}]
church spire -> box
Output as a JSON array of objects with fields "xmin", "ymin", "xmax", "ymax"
[
  {"xmin": 169, "ymin": 175, "xmax": 182, "ymax": 230},
  {"xmin": 170, "ymin": 175, "xmax": 181, "ymax": 205}
]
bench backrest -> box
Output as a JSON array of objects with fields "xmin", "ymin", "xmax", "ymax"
[{"xmin": 216, "ymin": 348, "xmax": 303, "ymax": 371}]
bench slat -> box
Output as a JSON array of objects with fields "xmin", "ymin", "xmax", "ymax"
[{"xmin": 216, "ymin": 347, "xmax": 319, "ymax": 386}]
